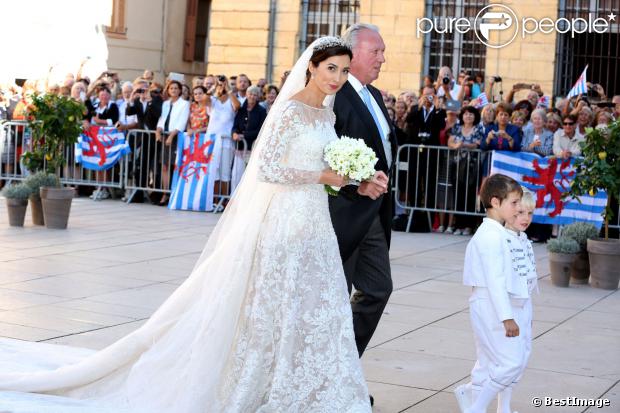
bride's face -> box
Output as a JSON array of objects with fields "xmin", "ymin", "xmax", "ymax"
[{"xmin": 309, "ymin": 55, "xmax": 351, "ymax": 95}]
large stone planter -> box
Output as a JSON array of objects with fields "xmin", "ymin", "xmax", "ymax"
[
  {"xmin": 29, "ymin": 195, "xmax": 45, "ymax": 226},
  {"xmin": 587, "ymin": 238, "xmax": 620, "ymax": 290},
  {"xmin": 570, "ymin": 251, "xmax": 590, "ymax": 284},
  {"xmin": 6, "ymin": 198, "xmax": 28, "ymax": 227},
  {"xmin": 548, "ymin": 252, "xmax": 574, "ymax": 287},
  {"xmin": 40, "ymin": 187, "xmax": 75, "ymax": 229}
]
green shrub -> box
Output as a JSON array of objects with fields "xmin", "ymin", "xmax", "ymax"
[
  {"xmin": 546, "ymin": 237, "xmax": 581, "ymax": 254},
  {"xmin": 24, "ymin": 171, "xmax": 61, "ymax": 199},
  {"xmin": 562, "ymin": 222, "xmax": 599, "ymax": 251},
  {"xmin": 1, "ymin": 183, "xmax": 33, "ymax": 200}
]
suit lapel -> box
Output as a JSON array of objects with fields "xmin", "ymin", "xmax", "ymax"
[{"xmin": 340, "ymin": 82, "xmax": 388, "ymax": 167}]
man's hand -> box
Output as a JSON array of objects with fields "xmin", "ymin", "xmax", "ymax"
[
  {"xmin": 503, "ymin": 319, "xmax": 520, "ymax": 337},
  {"xmin": 358, "ymin": 171, "xmax": 389, "ymax": 200}
]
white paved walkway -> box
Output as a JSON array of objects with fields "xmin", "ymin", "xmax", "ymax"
[{"xmin": 0, "ymin": 198, "xmax": 618, "ymax": 412}]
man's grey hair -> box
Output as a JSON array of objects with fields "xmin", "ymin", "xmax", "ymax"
[
  {"xmin": 247, "ymin": 85, "xmax": 261, "ymax": 96},
  {"xmin": 342, "ymin": 23, "xmax": 380, "ymax": 49},
  {"xmin": 121, "ymin": 81, "xmax": 133, "ymax": 91}
]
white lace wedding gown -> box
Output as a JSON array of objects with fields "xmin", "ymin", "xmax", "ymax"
[{"xmin": 0, "ymin": 100, "xmax": 370, "ymax": 413}]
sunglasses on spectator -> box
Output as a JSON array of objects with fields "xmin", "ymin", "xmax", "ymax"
[{"xmin": 563, "ymin": 122, "xmax": 575, "ymax": 125}]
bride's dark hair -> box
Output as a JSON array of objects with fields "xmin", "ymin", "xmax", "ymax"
[{"xmin": 305, "ymin": 44, "xmax": 353, "ymax": 85}]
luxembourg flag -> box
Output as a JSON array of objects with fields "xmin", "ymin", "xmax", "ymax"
[
  {"xmin": 475, "ymin": 92, "xmax": 489, "ymax": 108},
  {"xmin": 75, "ymin": 126, "xmax": 131, "ymax": 171},
  {"xmin": 168, "ymin": 132, "xmax": 216, "ymax": 211},
  {"xmin": 491, "ymin": 151, "xmax": 606, "ymax": 227},
  {"xmin": 537, "ymin": 95, "xmax": 550, "ymax": 109},
  {"xmin": 566, "ymin": 66, "xmax": 588, "ymax": 99}
]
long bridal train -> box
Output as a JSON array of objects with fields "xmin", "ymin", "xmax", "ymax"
[{"xmin": 0, "ymin": 36, "xmax": 370, "ymax": 413}]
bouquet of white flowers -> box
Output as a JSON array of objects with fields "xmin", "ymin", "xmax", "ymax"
[{"xmin": 323, "ymin": 136, "xmax": 378, "ymax": 195}]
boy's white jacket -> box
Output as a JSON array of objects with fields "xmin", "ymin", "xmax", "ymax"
[{"xmin": 463, "ymin": 218, "xmax": 532, "ymax": 322}]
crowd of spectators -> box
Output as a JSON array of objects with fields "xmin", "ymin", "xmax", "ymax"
[
  {"xmin": 383, "ymin": 66, "xmax": 619, "ymax": 239},
  {"xmin": 0, "ymin": 68, "xmax": 278, "ymax": 202},
  {"xmin": 1, "ymin": 65, "xmax": 619, "ymax": 233}
]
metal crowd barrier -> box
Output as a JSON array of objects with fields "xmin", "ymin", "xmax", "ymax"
[
  {"xmin": 394, "ymin": 144, "xmax": 492, "ymax": 232},
  {"xmin": 1, "ymin": 122, "xmax": 125, "ymax": 200},
  {"xmin": 0, "ymin": 120, "xmax": 30, "ymax": 183},
  {"xmin": 62, "ymin": 133, "xmax": 126, "ymax": 200},
  {"xmin": 394, "ymin": 144, "xmax": 620, "ymax": 233},
  {"xmin": 124, "ymin": 130, "xmax": 247, "ymax": 212}
]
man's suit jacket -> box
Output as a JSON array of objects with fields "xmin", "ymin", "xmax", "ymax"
[
  {"xmin": 328, "ymin": 81, "xmax": 397, "ymax": 261},
  {"xmin": 125, "ymin": 97, "xmax": 163, "ymax": 130},
  {"xmin": 405, "ymin": 106, "xmax": 446, "ymax": 146}
]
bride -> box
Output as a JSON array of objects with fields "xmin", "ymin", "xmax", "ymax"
[{"xmin": 0, "ymin": 37, "xmax": 371, "ymax": 412}]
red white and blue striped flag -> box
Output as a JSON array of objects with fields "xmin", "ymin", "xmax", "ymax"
[
  {"xmin": 566, "ymin": 66, "xmax": 588, "ymax": 99},
  {"xmin": 168, "ymin": 132, "xmax": 216, "ymax": 211},
  {"xmin": 475, "ymin": 92, "xmax": 489, "ymax": 108},
  {"xmin": 491, "ymin": 151, "xmax": 605, "ymax": 227},
  {"xmin": 75, "ymin": 126, "xmax": 131, "ymax": 171}
]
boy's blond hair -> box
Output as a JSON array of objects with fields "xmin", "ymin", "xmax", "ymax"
[{"xmin": 520, "ymin": 187, "xmax": 536, "ymax": 211}]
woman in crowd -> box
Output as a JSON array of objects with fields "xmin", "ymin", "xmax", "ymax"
[
  {"xmin": 155, "ymin": 80, "xmax": 190, "ymax": 205},
  {"xmin": 84, "ymin": 86, "xmax": 120, "ymax": 199},
  {"xmin": 393, "ymin": 100, "xmax": 408, "ymax": 144},
  {"xmin": 86, "ymin": 86, "xmax": 119, "ymax": 127},
  {"xmin": 481, "ymin": 102, "xmax": 521, "ymax": 151},
  {"xmin": 232, "ymin": 86, "xmax": 266, "ymax": 151},
  {"xmin": 70, "ymin": 82, "xmax": 86, "ymax": 103},
  {"xmin": 546, "ymin": 112, "xmax": 562, "ymax": 134},
  {"xmin": 521, "ymin": 108, "xmax": 554, "ymax": 156},
  {"xmin": 480, "ymin": 104, "xmax": 495, "ymax": 129},
  {"xmin": 553, "ymin": 114, "xmax": 584, "ymax": 159},
  {"xmin": 514, "ymin": 99, "xmax": 533, "ymax": 123},
  {"xmin": 576, "ymin": 105, "xmax": 594, "ymax": 135},
  {"xmin": 446, "ymin": 106, "xmax": 485, "ymax": 236},
  {"xmin": 435, "ymin": 105, "xmax": 460, "ymax": 234},
  {"xmin": 181, "ymin": 84, "xmax": 191, "ymax": 101},
  {"xmin": 510, "ymin": 110, "xmax": 527, "ymax": 132},
  {"xmin": 259, "ymin": 84, "xmax": 279, "ymax": 113},
  {"xmin": 206, "ymin": 75, "xmax": 240, "ymax": 203},
  {"xmin": 186, "ymin": 85, "xmax": 210, "ymax": 137},
  {"xmin": 594, "ymin": 110, "xmax": 613, "ymax": 128}
]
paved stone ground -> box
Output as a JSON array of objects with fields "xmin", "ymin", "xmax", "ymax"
[{"xmin": 0, "ymin": 197, "xmax": 618, "ymax": 412}]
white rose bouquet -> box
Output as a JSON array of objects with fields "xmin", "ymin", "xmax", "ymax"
[{"xmin": 323, "ymin": 136, "xmax": 378, "ymax": 195}]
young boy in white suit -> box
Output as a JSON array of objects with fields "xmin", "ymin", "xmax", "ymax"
[
  {"xmin": 454, "ymin": 174, "xmax": 526, "ymax": 413},
  {"xmin": 493, "ymin": 188, "xmax": 538, "ymax": 413}
]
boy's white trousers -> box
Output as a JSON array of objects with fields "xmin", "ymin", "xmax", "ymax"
[{"xmin": 469, "ymin": 287, "xmax": 532, "ymax": 392}]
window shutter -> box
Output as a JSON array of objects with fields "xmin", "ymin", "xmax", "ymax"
[{"xmin": 183, "ymin": 0, "xmax": 199, "ymax": 62}]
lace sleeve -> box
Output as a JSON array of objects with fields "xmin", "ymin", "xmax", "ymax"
[{"xmin": 258, "ymin": 103, "xmax": 322, "ymax": 185}]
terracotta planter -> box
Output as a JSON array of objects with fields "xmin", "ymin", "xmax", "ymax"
[
  {"xmin": 570, "ymin": 251, "xmax": 590, "ymax": 284},
  {"xmin": 29, "ymin": 195, "xmax": 45, "ymax": 226},
  {"xmin": 40, "ymin": 187, "xmax": 75, "ymax": 229},
  {"xmin": 548, "ymin": 252, "xmax": 574, "ymax": 287},
  {"xmin": 587, "ymin": 238, "xmax": 620, "ymax": 290},
  {"xmin": 6, "ymin": 198, "xmax": 28, "ymax": 227}
]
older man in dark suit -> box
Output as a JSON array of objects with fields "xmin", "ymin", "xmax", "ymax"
[{"xmin": 329, "ymin": 24, "xmax": 396, "ymax": 371}]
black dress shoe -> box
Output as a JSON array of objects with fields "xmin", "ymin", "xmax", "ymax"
[{"xmin": 369, "ymin": 395, "xmax": 374, "ymax": 406}]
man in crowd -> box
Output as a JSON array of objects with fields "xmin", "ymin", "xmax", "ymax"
[{"xmin": 235, "ymin": 74, "xmax": 251, "ymax": 105}]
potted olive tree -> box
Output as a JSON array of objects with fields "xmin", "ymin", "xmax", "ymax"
[
  {"xmin": 547, "ymin": 237, "xmax": 581, "ymax": 287},
  {"xmin": 23, "ymin": 171, "xmax": 61, "ymax": 226},
  {"xmin": 2, "ymin": 183, "xmax": 33, "ymax": 227},
  {"xmin": 22, "ymin": 93, "xmax": 85, "ymax": 229},
  {"xmin": 561, "ymin": 222, "xmax": 599, "ymax": 284},
  {"xmin": 568, "ymin": 119, "xmax": 620, "ymax": 289}
]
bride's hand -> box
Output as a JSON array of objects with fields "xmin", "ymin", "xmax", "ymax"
[{"xmin": 319, "ymin": 169, "xmax": 347, "ymax": 187}]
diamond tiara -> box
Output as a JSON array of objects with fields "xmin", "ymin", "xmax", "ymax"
[{"xmin": 312, "ymin": 36, "xmax": 351, "ymax": 53}]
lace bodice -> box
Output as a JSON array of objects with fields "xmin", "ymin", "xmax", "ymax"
[{"xmin": 258, "ymin": 100, "xmax": 336, "ymax": 185}]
